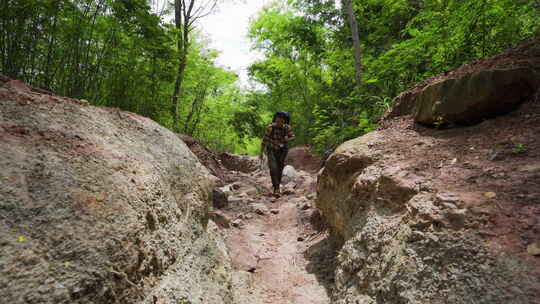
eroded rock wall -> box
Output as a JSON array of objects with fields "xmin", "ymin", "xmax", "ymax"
[
  {"xmin": 0, "ymin": 78, "xmax": 249, "ymax": 303},
  {"xmin": 317, "ymin": 111, "xmax": 540, "ymax": 303}
]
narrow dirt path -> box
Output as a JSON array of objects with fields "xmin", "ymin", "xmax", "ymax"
[{"xmin": 217, "ymin": 169, "xmax": 336, "ymax": 304}]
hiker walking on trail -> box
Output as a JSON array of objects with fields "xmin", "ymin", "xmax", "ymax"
[{"xmin": 260, "ymin": 111, "xmax": 295, "ymax": 195}]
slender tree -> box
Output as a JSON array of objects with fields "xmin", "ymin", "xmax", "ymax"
[
  {"xmin": 344, "ymin": 0, "xmax": 361, "ymax": 87},
  {"xmin": 171, "ymin": 0, "xmax": 219, "ymax": 129}
]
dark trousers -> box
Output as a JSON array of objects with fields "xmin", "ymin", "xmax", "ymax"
[{"xmin": 267, "ymin": 147, "xmax": 288, "ymax": 189}]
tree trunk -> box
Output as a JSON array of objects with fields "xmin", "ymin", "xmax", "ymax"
[
  {"xmin": 344, "ymin": 0, "xmax": 362, "ymax": 87},
  {"xmin": 171, "ymin": 0, "xmax": 192, "ymax": 130},
  {"xmin": 170, "ymin": 0, "xmax": 217, "ymax": 130},
  {"xmin": 171, "ymin": 0, "xmax": 183, "ymax": 128}
]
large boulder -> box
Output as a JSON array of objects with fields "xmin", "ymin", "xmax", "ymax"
[
  {"xmin": 414, "ymin": 67, "xmax": 539, "ymax": 125},
  {"xmin": 0, "ymin": 77, "xmax": 253, "ymax": 304},
  {"xmin": 386, "ymin": 39, "xmax": 540, "ymax": 125},
  {"xmin": 317, "ymin": 106, "xmax": 540, "ymax": 303}
]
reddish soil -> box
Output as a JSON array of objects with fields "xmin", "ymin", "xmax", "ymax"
[
  {"xmin": 379, "ymin": 98, "xmax": 540, "ymax": 270},
  {"xmin": 177, "ymin": 134, "xmax": 333, "ymax": 303},
  {"xmin": 378, "ymin": 38, "xmax": 540, "ymax": 273},
  {"xmin": 215, "ymin": 170, "xmax": 336, "ymax": 304},
  {"xmin": 0, "ymin": 78, "xmax": 88, "ymax": 106}
]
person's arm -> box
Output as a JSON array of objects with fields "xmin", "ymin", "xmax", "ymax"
[{"xmin": 285, "ymin": 125, "xmax": 296, "ymax": 142}]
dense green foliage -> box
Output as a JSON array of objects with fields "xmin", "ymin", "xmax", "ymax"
[
  {"xmin": 247, "ymin": 0, "xmax": 540, "ymax": 155},
  {"xmin": 0, "ymin": 0, "xmax": 256, "ymax": 153},
  {"xmin": 2, "ymin": 0, "xmax": 539, "ymax": 155},
  {"xmin": 2, "ymin": 0, "xmax": 174, "ymax": 117}
]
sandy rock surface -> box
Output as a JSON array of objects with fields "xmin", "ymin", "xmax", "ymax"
[{"xmin": 0, "ymin": 77, "xmax": 254, "ymax": 304}]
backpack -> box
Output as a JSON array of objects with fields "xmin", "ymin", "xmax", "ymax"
[{"xmin": 272, "ymin": 111, "xmax": 290, "ymax": 125}]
